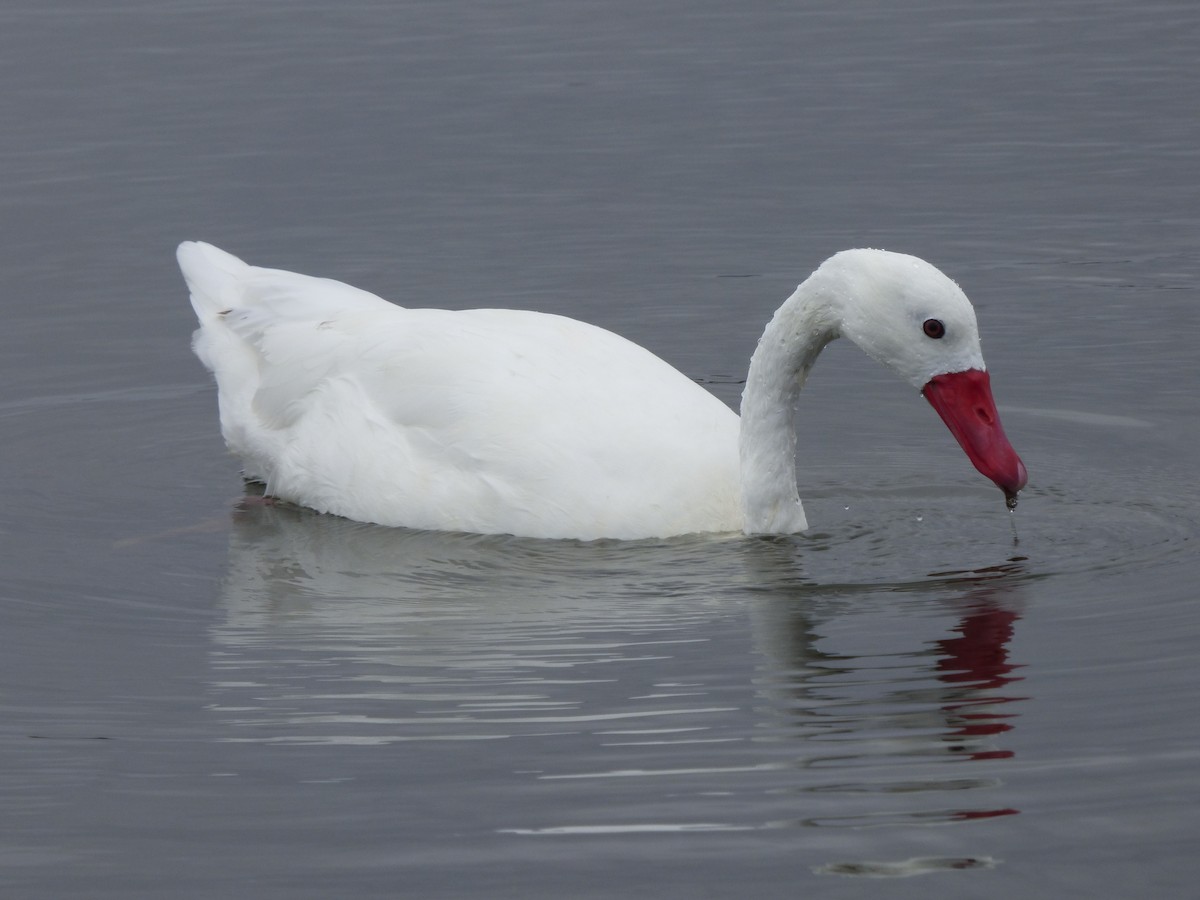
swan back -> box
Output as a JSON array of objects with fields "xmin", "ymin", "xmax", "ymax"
[{"xmin": 179, "ymin": 242, "xmax": 742, "ymax": 540}]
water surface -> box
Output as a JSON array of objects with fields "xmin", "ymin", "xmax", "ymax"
[{"xmin": 2, "ymin": 1, "xmax": 1199, "ymax": 897}]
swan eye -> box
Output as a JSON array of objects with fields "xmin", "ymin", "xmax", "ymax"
[{"xmin": 922, "ymin": 318, "xmax": 946, "ymax": 339}]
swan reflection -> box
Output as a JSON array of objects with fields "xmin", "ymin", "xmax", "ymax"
[{"xmin": 207, "ymin": 498, "xmax": 1029, "ymax": 858}]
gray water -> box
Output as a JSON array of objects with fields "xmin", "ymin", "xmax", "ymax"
[{"xmin": 3, "ymin": 1, "xmax": 1199, "ymax": 897}]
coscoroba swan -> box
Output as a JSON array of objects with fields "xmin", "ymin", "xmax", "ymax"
[{"xmin": 178, "ymin": 243, "xmax": 1026, "ymax": 540}]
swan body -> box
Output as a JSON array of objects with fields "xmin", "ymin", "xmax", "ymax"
[{"xmin": 178, "ymin": 242, "xmax": 1026, "ymax": 540}]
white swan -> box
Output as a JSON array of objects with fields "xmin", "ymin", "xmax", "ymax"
[{"xmin": 178, "ymin": 242, "xmax": 1026, "ymax": 540}]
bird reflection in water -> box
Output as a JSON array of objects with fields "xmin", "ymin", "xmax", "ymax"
[{"xmin": 745, "ymin": 542, "xmax": 1029, "ymax": 830}]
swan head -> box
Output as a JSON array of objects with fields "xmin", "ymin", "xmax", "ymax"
[{"xmin": 820, "ymin": 249, "xmax": 1028, "ymax": 504}]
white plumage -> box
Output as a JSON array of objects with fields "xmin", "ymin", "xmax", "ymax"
[
  {"xmin": 179, "ymin": 242, "xmax": 1024, "ymax": 540},
  {"xmin": 180, "ymin": 242, "xmax": 739, "ymax": 539}
]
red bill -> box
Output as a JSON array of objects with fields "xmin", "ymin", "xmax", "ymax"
[{"xmin": 923, "ymin": 368, "xmax": 1028, "ymax": 508}]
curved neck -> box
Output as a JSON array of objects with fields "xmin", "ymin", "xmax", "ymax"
[{"xmin": 738, "ymin": 281, "xmax": 839, "ymax": 534}]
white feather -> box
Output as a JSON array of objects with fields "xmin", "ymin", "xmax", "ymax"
[{"xmin": 178, "ymin": 242, "xmax": 998, "ymax": 540}]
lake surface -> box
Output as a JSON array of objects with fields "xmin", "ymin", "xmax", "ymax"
[{"xmin": 2, "ymin": 1, "xmax": 1199, "ymax": 897}]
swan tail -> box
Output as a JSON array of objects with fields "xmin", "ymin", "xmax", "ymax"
[
  {"xmin": 176, "ymin": 242, "xmax": 400, "ymax": 473},
  {"xmin": 177, "ymin": 241, "xmax": 251, "ymax": 322},
  {"xmin": 177, "ymin": 241, "xmax": 270, "ymax": 468}
]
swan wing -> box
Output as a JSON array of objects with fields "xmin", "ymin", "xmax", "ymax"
[{"xmin": 180, "ymin": 243, "xmax": 742, "ymax": 538}]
